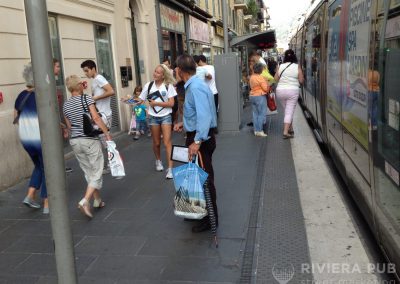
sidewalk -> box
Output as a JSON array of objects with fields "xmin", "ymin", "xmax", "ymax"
[{"xmin": 0, "ymin": 106, "xmax": 264, "ymax": 283}]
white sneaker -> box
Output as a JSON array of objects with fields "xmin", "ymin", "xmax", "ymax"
[
  {"xmin": 155, "ymin": 160, "xmax": 164, "ymax": 171},
  {"xmin": 165, "ymin": 168, "xmax": 173, "ymax": 179},
  {"xmin": 256, "ymin": 131, "xmax": 268, "ymax": 137}
]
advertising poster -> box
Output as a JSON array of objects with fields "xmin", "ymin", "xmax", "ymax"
[
  {"xmin": 327, "ymin": 0, "xmax": 344, "ymax": 122},
  {"xmin": 342, "ymin": 0, "xmax": 371, "ymax": 149}
]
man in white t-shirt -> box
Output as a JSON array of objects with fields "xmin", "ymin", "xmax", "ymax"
[
  {"xmin": 81, "ymin": 60, "xmax": 115, "ymax": 174},
  {"xmin": 194, "ymin": 55, "xmax": 219, "ymax": 120}
]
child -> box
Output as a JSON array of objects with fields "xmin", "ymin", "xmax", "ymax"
[{"xmin": 132, "ymin": 86, "xmax": 148, "ymax": 140}]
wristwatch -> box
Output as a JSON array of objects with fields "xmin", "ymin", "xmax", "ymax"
[{"xmin": 194, "ymin": 140, "xmax": 202, "ymax": 145}]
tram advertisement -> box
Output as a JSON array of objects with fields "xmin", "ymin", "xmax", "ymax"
[
  {"xmin": 343, "ymin": 0, "xmax": 372, "ymax": 149},
  {"xmin": 327, "ymin": 0, "xmax": 344, "ymax": 122}
]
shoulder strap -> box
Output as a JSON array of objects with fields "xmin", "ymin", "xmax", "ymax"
[
  {"xmin": 16, "ymin": 91, "xmax": 32, "ymax": 113},
  {"xmin": 147, "ymin": 81, "xmax": 154, "ymax": 96},
  {"xmin": 279, "ymin": 63, "xmax": 294, "ymax": 79},
  {"xmin": 81, "ymin": 95, "xmax": 90, "ymax": 113}
]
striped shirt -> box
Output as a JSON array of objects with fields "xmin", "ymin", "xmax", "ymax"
[{"xmin": 63, "ymin": 95, "xmax": 97, "ymax": 139}]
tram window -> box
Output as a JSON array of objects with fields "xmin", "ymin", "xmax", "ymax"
[{"xmin": 379, "ymin": 32, "xmax": 400, "ymax": 173}]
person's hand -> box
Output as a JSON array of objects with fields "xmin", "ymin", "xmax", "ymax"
[
  {"xmin": 62, "ymin": 128, "xmax": 69, "ymax": 139},
  {"xmin": 188, "ymin": 142, "xmax": 200, "ymax": 161},
  {"xmin": 148, "ymin": 99, "xmax": 157, "ymax": 107},
  {"xmin": 173, "ymin": 122, "xmax": 183, "ymax": 132},
  {"xmin": 105, "ymin": 133, "xmax": 112, "ymax": 141}
]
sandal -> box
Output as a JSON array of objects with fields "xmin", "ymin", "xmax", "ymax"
[
  {"xmin": 288, "ymin": 129, "xmax": 294, "ymax": 135},
  {"xmin": 93, "ymin": 199, "xmax": 105, "ymax": 208},
  {"xmin": 283, "ymin": 134, "xmax": 294, "ymax": 139},
  {"xmin": 78, "ymin": 200, "xmax": 93, "ymax": 218}
]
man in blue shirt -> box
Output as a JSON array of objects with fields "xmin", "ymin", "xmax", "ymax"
[{"xmin": 174, "ymin": 54, "xmax": 218, "ymax": 233}]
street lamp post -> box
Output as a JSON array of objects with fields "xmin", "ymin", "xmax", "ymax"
[
  {"xmin": 222, "ymin": 0, "xmax": 229, "ymax": 52},
  {"xmin": 24, "ymin": 1, "xmax": 77, "ymax": 283}
]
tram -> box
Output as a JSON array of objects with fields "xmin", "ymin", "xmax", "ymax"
[{"xmin": 289, "ymin": 0, "xmax": 400, "ymax": 276}]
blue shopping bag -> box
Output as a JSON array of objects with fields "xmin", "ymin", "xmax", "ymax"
[{"xmin": 172, "ymin": 162, "xmax": 208, "ymax": 219}]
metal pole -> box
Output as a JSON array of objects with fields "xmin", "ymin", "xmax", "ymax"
[
  {"xmin": 24, "ymin": 1, "xmax": 78, "ymax": 283},
  {"xmin": 221, "ymin": 0, "xmax": 229, "ymax": 52}
]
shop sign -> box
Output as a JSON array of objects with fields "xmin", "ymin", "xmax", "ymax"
[
  {"xmin": 189, "ymin": 16, "xmax": 210, "ymax": 43},
  {"xmin": 160, "ymin": 3, "xmax": 185, "ymax": 33},
  {"xmin": 216, "ymin": 26, "xmax": 224, "ymax": 37}
]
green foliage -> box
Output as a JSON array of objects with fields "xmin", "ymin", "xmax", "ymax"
[{"xmin": 246, "ymin": 0, "xmax": 260, "ymax": 18}]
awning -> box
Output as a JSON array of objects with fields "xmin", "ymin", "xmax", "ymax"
[{"xmin": 230, "ymin": 30, "xmax": 276, "ymax": 49}]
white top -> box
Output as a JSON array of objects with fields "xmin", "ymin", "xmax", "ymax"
[
  {"xmin": 139, "ymin": 81, "xmax": 177, "ymax": 117},
  {"xmin": 259, "ymin": 57, "xmax": 267, "ymax": 65},
  {"xmin": 202, "ymin": 65, "xmax": 218, "ymax": 95},
  {"xmin": 276, "ymin": 63, "xmax": 300, "ymax": 90},
  {"xmin": 196, "ymin": 66, "xmax": 208, "ymax": 80},
  {"xmin": 92, "ymin": 74, "xmax": 112, "ymax": 117}
]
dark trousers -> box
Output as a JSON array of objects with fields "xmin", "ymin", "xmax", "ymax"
[
  {"xmin": 214, "ymin": 93, "xmax": 219, "ymax": 116},
  {"xmin": 186, "ymin": 131, "xmax": 218, "ymax": 225}
]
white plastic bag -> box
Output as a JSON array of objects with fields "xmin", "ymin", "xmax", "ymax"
[
  {"xmin": 172, "ymin": 162, "xmax": 208, "ymax": 219},
  {"xmin": 106, "ymin": 141, "xmax": 125, "ymax": 178}
]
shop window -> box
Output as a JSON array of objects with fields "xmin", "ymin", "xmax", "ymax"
[{"xmin": 94, "ymin": 24, "xmax": 120, "ymax": 130}]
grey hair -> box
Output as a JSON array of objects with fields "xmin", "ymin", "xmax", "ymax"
[
  {"xmin": 253, "ymin": 62, "xmax": 265, "ymax": 74},
  {"xmin": 23, "ymin": 62, "xmax": 34, "ymax": 87}
]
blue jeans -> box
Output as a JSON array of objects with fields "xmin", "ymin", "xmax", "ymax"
[
  {"xmin": 136, "ymin": 120, "xmax": 148, "ymax": 133},
  {"xmin": 28, "ymin": 151, "xmax": 47, "ymax": 198},
  {"xmin": 250, "ymin": 95, "xmax": 267, "ymax": 132},
  {"xmin": 148, "ymin": 114, "xmax": 172, "ymax": 125}
]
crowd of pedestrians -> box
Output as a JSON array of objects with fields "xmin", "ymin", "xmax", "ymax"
[{"xmin": 13, "ymin": 48, "xmax": 302, "ymax": 230}]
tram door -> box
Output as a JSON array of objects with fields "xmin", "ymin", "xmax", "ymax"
[
  {"xmin": 373, "ymin": 0, "xmax": 400, "ymax": 268},
  {"xmin": 304, "ymin": 6, "xmax": 325, "ymax": 127}
]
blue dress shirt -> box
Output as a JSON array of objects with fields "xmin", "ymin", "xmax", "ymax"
[{"xmin": 183, "ymin": 75, "xmax": 217, "ymax": 142}]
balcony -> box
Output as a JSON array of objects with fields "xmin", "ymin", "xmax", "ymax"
[{"xmin": 234, "ymin": 0, "xmax": 247, "ymax": 10}]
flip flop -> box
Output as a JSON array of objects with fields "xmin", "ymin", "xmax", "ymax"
[{"xmin": 283, "ymin": 134, "xmax": 294, "ymax": 139}]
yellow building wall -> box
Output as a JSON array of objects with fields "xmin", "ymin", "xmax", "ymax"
[{"xmin": 0, "ymin": 0, "xmax": 137, "ymax": 190}]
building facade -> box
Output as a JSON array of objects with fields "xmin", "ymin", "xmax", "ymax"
[{"xmin": 0, "ymin": 0, "xmax": 246, "ymax": 190}]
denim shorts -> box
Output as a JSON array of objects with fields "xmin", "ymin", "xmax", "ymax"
[{"xmin": 148, "ymin": 114, "xmax": 172, "ymax": 126}]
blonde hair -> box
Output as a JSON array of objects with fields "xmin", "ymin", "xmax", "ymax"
[
  {"xmin": 23, "ymin": 63, "xmax": 34, "ymax": 88},
  {"xmin": 66, "ymin": 75, "xmax": 81, "ymax": 92},
  {"xmin": 158, "ymin": 64, "xmax": 176, "ymax": 86}
]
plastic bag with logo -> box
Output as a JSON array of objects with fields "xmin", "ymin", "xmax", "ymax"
[
  {"xmin": 106, "ymin": 141, "xmax": 125, "ymax": 179},
  {"xmin": 172, "ymin": 162, "xmax": 208, "ymax": 219}
]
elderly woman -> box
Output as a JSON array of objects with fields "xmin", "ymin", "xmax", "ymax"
[
  {"xmin": 274, "ymin": 49, "xmax": 304, "ymax": 139},
  {"xmin": 139, "ymin": 64, "xmax": 177, "ymax": 179},
  {"xmin": 14, "ymin": 63, "xmax": 49, "ymax": 213},
  {"xmin": 63, "ymin": 75, "xmax": 111, "ymax": 218},
  {"xmin": 249, "ymin": 62, "xmax": 270, "ymax": 137}
]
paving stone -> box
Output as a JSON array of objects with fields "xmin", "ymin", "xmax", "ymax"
[
  {"xmin": 0, "ymin": 252, "xmax": 30, "ymax": 273},
  {"xmin": 2, "ymin": 220, "xmax": 52, "ymax": 236},
  {"xmin": 75, "ymin": 236, "xmax": 146, "ymax": 255},
  {"xmin": 84, "ymin": 255, "xmax": 168, "ymax": 280},
  {"xmin": 161, "ymin": 256, "xmax": 239, "ymax": 282},
  {"xmin": 14, "ymin": 254, "xmax": 96, "ymax": 277}
]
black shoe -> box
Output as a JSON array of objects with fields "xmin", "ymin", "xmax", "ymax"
[
  {"xmin": 247, "ymin": 122, "xmax": 254, "ymax": 127},
  {"xmin": 184, "ymin": 218, "xmax": 197, "ymax": 222},
  {"xmin": 192, "ymin": 221, "xmax": 211, "ymax": 233},
  {"xmin": 65, "ymin": 167, "xmax": 73, "ymax": 173}
]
